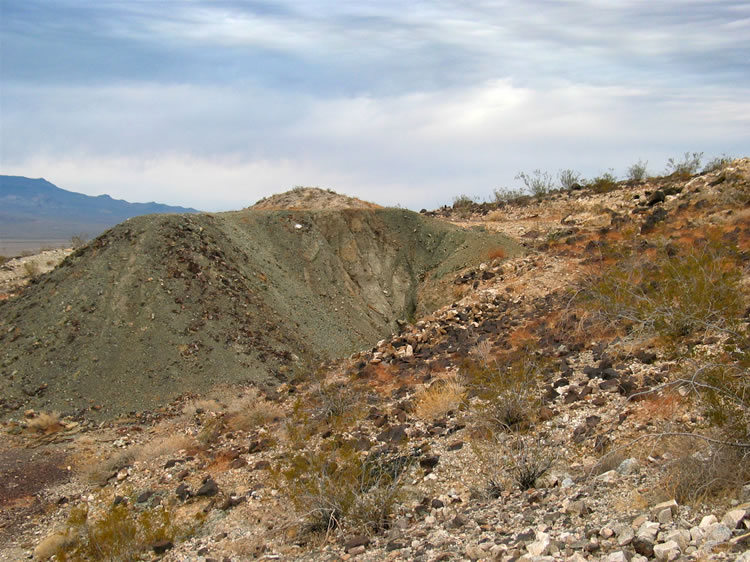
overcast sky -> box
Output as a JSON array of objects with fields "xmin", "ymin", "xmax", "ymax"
[{"xmin": 1, "ymin": 1, "xmax": 749, "ymax": 211}]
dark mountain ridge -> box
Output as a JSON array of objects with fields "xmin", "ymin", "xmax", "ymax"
[{"xmin": 0, "ymin": 175, "xmax": 199, "ymax": 239}]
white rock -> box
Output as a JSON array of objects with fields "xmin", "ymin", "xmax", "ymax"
[
  {"xmin": 653, "ymin": 499, "xmax": 678, "ymax": 515},
  {"xmin": 600, "ymin": 527, "xmax": 614, "ymax": 538},
  {"xmin": 704, "ymin": 523, "xmax": 732, "ymax": 544},
  {"xmin": 689, "ymin": 526, "xmax": 704, "ymax": 544},
  {"xmin": 596, "ymin": 470, "xmax": 619, "ymax": 484},
  {"xmin": 735, "ymin": 551, "xmax": 750, "ymax": 562},
  {"xmin": 657, "ymin": 507, "xmax": 673, "ymax": 524},
  {"xmin": 699, "ymin": 514, "xmax": 718, "ymax": 528},
  {"xmin": 637, "ymin": 521, "xmax": 660, "ymax": 542},
  {"xmin": 606, "ymin": 552, "xmax": 629, "ymax": 562},
  {"xmin": 616, "ymin": 457, "xmax": 640, "ymax": 475},
  {"xmin": 663, "ymin": 529, "xmax": 690, "ymax": 551},
  {"xmin": 526, "ymin": 531, "xmax": 550, "ymax": 556},
  {"xmin": 722, "ymin": 508, "xmax": 747, "ymax": 529},
  {"xmin": 653, "ymin": 539, "xmax": 681, "ymax": 561}
]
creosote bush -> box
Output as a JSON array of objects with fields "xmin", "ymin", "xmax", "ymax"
[
  {"xmin": 277, "ymin": 443, "xmax": 412, "ymax": 536},
  {"xmin": 588, "ymin": 171, "xmax": 618, "ymax": 193},
  {"xmin": 582, "ymin": 240, "xmax": 743, "ymax": 344},
  {"xmin": 558, "ymin": 169, "xmax": 581, "ymax": 190},
  {"xmin": 665, "ymin": 151, "xmax": 703, "ymax": 178},
  {"xmin": 516, "ymin": 170, "xmax": 555, "ymax": 197},
  {"xmin": 52, "ymin": 498, "xmax": 194, "ymax": 561},
  {"xmin": 627, "ymin": 159, "xmax": 649, "ymax": 182},
  {"xmin": 492, "ymin": 187, "xmax": 529, "ymax": 205}
]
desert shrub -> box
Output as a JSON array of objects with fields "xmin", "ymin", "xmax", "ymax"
[
  {"xmin": 661, "ymin": 446, "xmax": 749, "ymax": 505},
  {"xmin": 665, "ymin": 151, "xmax": 703, "ymax": 178},
  {"xmin": 452, "ymin": 194, "xmax": 476, "ymax": 209},
  {"xmin": 27, "ymin": 411, "xmax": 63, "ymax": 434},
  {"xmin": 463, "ymin": 357, "xmax": 542, "ymax": 432},
  {"xmin": 487, "ymin": 247, "xmax": 506, "ymax": 261},
  {"xmin": 558, "ymin": 169, "xmax": 581, "ymax": 190},
  {"xmin": 627, "ymin": 159, "xmax": 649, "ymax": 181},
  {"xmin": 507, "ymin": 434, "xmax": 555, "ymax": 490},
  {"xmin": 588, "ymin": 171, "xmax": 619, "ymax": 193},
  {"xmin": 581, "ymin": 240, "xmax": 743, "ymax": 344},
  {"xmin": 23, "ymin": 260, "xmax": 39, "ymax": 277},
  {"xmin": 136, "ymin": 434, "xmax": 196, "ymax": 461},
  {"xmin": 278, "ymin": 443, "xmax": 412, "ymax": 535},
  {"xmin": 702, "ymin": 154, "xmax": 733, "ymax": 173},
  {"xmin": 196, "ymin": 414, "xmax": 225, "ymax": 447},
  {"xmin": 414, "ymin": 375, "xmax": 466, "ymax": 421},
  {"xmin": 0, "ymin": 255, "xmax": 6, "ymax": 265},
  {"xmin": 492, "ymin": 187, "xmax": 530, "ymax": 205},
  {"xmin": 85, "ymin": 449, "xmax": 138, "ymax": 486},
  {"xmin": 471, "ymin": 432, "xmax": 555, "ymax": 493},
  {"xmin": 516, "ymin": 170, "xmax": 555, "ymax": 197},
  {"xmin": 225, "ymin": 389, "xmax": 283, "ymax": 432},
  {"xmin": 70, "ymin": 235, "xmax": 88, "ymax": 249},
  {"xmin": 55, "ymin": 499, "xmax": 192, "ymax": 561}
]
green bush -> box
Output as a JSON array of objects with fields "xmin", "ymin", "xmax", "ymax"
[
  {"xmin": 492, "ymin": 188, "xmax": 529, "ymax": 205},
  {"xmin": 587, "ymin": 171, "xmax": 618, "ymax": 193},
  {"xmin": 702, "ymin": 154, "xmax": 733, "ymax": 173},
  {"xmin": 582, "ymin": 241, "xmax": 743, "ymax": 344}
]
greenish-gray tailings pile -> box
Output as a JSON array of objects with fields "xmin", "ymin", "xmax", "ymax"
[{"xmin": 0, "ymin": 208, "xmax": 520, "ymax": 419}]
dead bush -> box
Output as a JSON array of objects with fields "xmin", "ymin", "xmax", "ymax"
[
  {"xmin": 27, "ymin": 411, "xmax": 63, "ymax": 434},
  {"xmin": 225, "ymin": 389, "xmax": 283, "ymax": 432},
  {"xmin": 487, "ymin": 247, "xmax": 506, "ymax": 260},
  {"xmin": 661, "ymin": 446, "xmax": 749, "ymax": 505},
  {"xmin": 413, "ymin": 375, "xmax": 466, "ymax": 421},
  {"xmin": 507, "ymin": 434, "xmax": 555, "ymax": 490}
]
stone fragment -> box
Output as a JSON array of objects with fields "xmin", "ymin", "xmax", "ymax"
[
  {"xmin": 699, "ymin": 514, "xmax": 718, "ymax": 528},
  {"xmin": 526, "ymin": 531, "xmax": 550, "ymax": 556},
  {"xmin": 637, "ymin": 521, "xmax": 660, "ymax": 543},
  {"xmin": 704, "ymin": 523, "xmax": 732, "ymax": 543},
  {"xmin": 151, "ymin": 540, "xmax": 173, "ymax": 554},
  {"xmin": 605, "ymin": 551, "xmax": 629, "ymax": 562},
  {"xmin": 614, "ymin": 523, "xmax": 634, "ymax": 546},
  {"xmin": 632, "ymin": 537, "xmax": 654, "ymax": 557},
  {"xmin": 723, "ymin": 508, "xmax": 747, "ymax": 529},
  {"xmin": 689, "ymin": 526, "xmax": 704, "ymax": 543},
  {"xmin": 616, "ymin": 457, "xmax": 640, "ymax": 475},
  {"xmin": 175, "ymin": 483, "xmax": 191, "ymax": 500},
  {"xmin": 657, "ymin": 508, "xmax": 673, "ymax": 524},
  {"xmin": 663, "ymin": 529, "xmax": 690, "ymax": 551},
  {"xmin": 653, "ymin": 539, "xmax": 680, "ymax": 561},
  {"xmin": 196, "ymin": 478, "xmax": 218, "ymax": 497}
]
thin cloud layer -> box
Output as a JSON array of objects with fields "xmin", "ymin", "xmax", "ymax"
[{"xmin": 2, "ymin": 1, "xmax": 749, "ymax": 210}]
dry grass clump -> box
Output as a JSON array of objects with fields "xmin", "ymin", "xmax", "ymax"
[
  {"xmin": 27, "ymin": 411, "xmax": 63, "ymax": 434},
  {"xmin": 23, "ymin": 260, "xmax": 40, "ymax": 277},
  {"xmin": 471, "ymin": 432, "xmax": 556, "ymax": 494},
  {"xmin": 414, "ymin": 374, "xmax": 466, "ymax": 421},
  {"xmin": 136, "ymin": 434, "xmax": 196, "ymax": 461},
  {"xmin": 487, "ymin": 247, "xmax": 506, "ymax": 260},
  {"xmin": 224, "ymin": 389, "xmax": 283, "ymax": 432}
]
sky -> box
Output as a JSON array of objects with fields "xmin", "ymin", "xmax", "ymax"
[{"xmin": 1, "ymin": 1, "xmax": 749, "ymax": 212}]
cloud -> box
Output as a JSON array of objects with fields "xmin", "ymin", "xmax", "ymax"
[{"xmin": 2, "ymin": 1, "xmax": 749, "ymax": 211}]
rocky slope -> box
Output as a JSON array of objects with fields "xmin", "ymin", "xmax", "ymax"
[
  {"xmin": 2, "ymin": 161, "xmax": 750, "ymax": 562},
  {"xmin": 0, "ymin": 204, "xmax": 519, "ymax": 420}
]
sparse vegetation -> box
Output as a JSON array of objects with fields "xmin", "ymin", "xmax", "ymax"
[
  {"xmin": 23, "ymin": 260, "xmax": 39, "ymax": 277},
  {"xmin": 52, "ymin": 498, "xmax": 194, "ymax": 561},
  {"xmin": 70, "ymin": 234, "xmax": 88, "ymax": 249},
  {"xmin": 516, "ymin": 170, "xmax": 555, "ymax": 197},
  {"xmin": 26, "ymin": 411, "xmax": 63, "ymax": 434},
  {"xmin": 413, "ymin": 374, "xmax": 466, "ymax": 421},
  {"xmin": 558, "ymin": 169, "xmax": 582, "ymax": 190},
  {"xmin": 665, "ymin": 151, "xmax": 703, "ymax": 178},
  {"xmin": 492, "ymin": 187, "xmax": 529, "ymax": 205},
  {"xmin": 627, "ymin": 159, "xmax": 648, "ymax": 181},
  {"xmin": 702, "ymin": 154, "xmax": 733, "ymax": 173},
  {"xmin": 587, "ymin": 170, "xmax": 618, "ymax": 193},
  {"xmin": 277, "ymin": 443, "xmax": 412, "ymax": 536}
]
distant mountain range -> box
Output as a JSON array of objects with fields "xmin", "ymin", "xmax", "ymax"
[{"xmin": 0, "ymin": 175, "xmax": 199, "ymax": 239}]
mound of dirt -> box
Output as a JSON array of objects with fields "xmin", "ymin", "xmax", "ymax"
[
  {"xmin": 0, "ymin": 208, "xmax": 519, "ymax": 420},
  {"xmin": 251, "ymin": 187, "xmax": 381, "ymax": 210}
]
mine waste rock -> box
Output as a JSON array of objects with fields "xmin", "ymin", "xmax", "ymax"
[{"xmin": 0, "ymin": 206, "xmax": 519, "ymax": 419}]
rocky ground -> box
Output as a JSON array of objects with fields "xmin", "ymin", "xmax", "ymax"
[{"xmin": 2, "ymin": 161, "xmax": 750, "ymax": 561}]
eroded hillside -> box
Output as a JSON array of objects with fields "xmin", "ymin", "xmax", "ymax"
[{"xmin": 0, "ymin": 206, "xmax": 519, "ymax": 419}]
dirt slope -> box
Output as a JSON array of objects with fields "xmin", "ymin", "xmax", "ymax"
[{"xmin": 0, "ymin": 208, "xmax": 519, "ymax": 420}]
